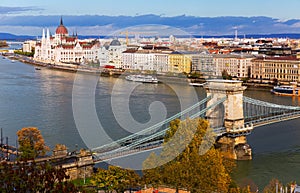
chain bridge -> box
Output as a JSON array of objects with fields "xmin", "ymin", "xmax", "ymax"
[{"xmin": 92, "ymin": 80, "xmax": 300, "ymax": 162}]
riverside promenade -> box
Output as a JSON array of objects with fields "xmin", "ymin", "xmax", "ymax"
[{"xmin": 2, "ymin": 52, "xmax": 125, "ymax": 76}]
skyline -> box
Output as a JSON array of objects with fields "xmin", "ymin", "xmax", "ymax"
[
  {"xmin": 1, "ymin": 1, "xmax": 300, "ymax": 36},
  {"xmin": 1, "ymin": 0, "xmax": 300, "ymax": 19}
]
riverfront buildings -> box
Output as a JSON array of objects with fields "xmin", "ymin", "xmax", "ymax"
[{"xmin": 30, "ymin": 18, "xmax": 300, "ymax": 84}]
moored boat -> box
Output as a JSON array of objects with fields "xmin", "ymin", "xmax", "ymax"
[
  {"xmin": 189, "ymin": 82, "xmax": 206, "ymax": 87},
  {"xmin": 125, "ymin": 74, "xmax": 158, "ymax": 83},
  {"xmin": 271, "ymin": 85, "xmax": 300, "ymax": 96}
]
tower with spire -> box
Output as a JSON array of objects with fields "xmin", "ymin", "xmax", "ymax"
[{"xmin": 34, "ymin": 16, "xmax": 100, "ymax": 65}]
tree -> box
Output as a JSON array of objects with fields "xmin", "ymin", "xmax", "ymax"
[
  {"xmin": 91, "ymin": 165, "xmax": 140, "ymax": 193},
  {"xmin": 17, "ymin": 127, "xmax": 50, "ymax": 160},
  {"xmin": 263, "ymin": 179, "xmax": 282, "ymax": 193},
  {"xmin": 222, "ymin": 69, "xmax": 232, "ymax": 80},
  {"xmin": 143, "ymin": 118, "xmax": 236, "ymax": 193},
  {"xmin": 0, "ymin": 161, "xmax": 80, "ymax": 193}
]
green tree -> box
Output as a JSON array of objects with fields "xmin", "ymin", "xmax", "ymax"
[
  {"xmin": 222, "ymin": 69, "xmax": 232, "ymax": 80},
  {"xmin": 91, "ymin": 165, "xmax": 140, "ymax": 193},
  {"xmin": 17, "ymin": 127, "xmax": 50, "ymax": 160},
  {"xmin": 14, "ymin": 50, "xmax": 34, "ymax": 57},
  {"xmin": 143, "ymin": 118, "xmax": 235, "ymax": 193}
]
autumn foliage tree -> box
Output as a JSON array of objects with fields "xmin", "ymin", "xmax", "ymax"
[
  {"xmin": 17, "ymin": 127, "xmax": 50, "ymax": 160},
  {"xmin": 143, "ymin": 118, "xmax": 236, "ymax": 193},
  {"xmin": 91, "ymin": 165, "xmax": 140, "ymax": 193},
  {"xmin": 0, "ymin": 161, "xmax": 79, "ymax": 193}
]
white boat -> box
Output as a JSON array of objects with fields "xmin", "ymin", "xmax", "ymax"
[
  {"xmin": 271, "ymin": 85, "xmax": 300, "ymax": 96},
  {"xmin": 189, "ymin": 82, "xmax": 206, "ymax": 87},
  {"xmin": 125, "ymin": 74, "xmax": 158, "ymax": 83}
]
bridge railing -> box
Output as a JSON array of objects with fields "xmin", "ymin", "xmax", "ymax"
[
  {"xmin": 243, "ymin": 96, "xmax": 300, "ymax": 124},
  {"xmin": 245, "ymin": 110, "xmax": 300, "ymax": 128}
]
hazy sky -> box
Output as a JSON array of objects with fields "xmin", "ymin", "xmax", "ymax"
[{"xmin": 1, "ymin": 0, "xmax": 300, "ymax": 19}]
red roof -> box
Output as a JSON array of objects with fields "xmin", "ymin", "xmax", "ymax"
[
  {"xmin": 254, "ymin": 55, "xmax": 299, "ymax": 61},
  {"xmin": 56, "ymin": 25, "xmax": 68, "ymax": 35},
  {"xmin": 82, "ymin": 44, "xmax": 93, "ymax": 49},
  {"xmin": 65, "ymin": 37, "xmax": 76, "ymax": 42},
  {"xmin": 56, "ymin": 45, "xmax": 74, "ymax": 49}
]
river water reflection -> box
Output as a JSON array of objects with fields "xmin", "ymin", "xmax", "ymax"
[{"xmin": 0, "ymin": 57, "xmax": 300, "ymax": 188}]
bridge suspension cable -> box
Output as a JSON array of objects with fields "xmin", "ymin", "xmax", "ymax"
[
  {"xmin": 94, "ymin": 96, "xmax": 227, "ymax": 158},
  {"xmin": 92, "ymin": 95, "xmax": 213, "ymax": 153},
  {"xmin": 94, "ymin": 95, "xmax": 300, "ymax": 161},
  {"xmin": 243, "ymin": 96, "xmax": 300, "ymax": 125}
]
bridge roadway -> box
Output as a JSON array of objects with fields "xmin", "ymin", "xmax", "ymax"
[
  {"xmin": 93, "ymin": 111, "xmax": 300, "ymax": 163},
  {"xmin": 93, "ymin": 140, "xmax": 163, "ymax": 163},
  {"xmin": 247, "ymin": 110, "xmax": 300, "ymax": 128}
]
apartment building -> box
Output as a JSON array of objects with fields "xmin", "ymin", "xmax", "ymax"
[
  {"xmin": 251, "ymin": 56, "xmax": 300, "ymax": 82},
  {"xmin": 213, "ymin": 54, "xmax": 254, "ymax": 78},
  {"xmin": 190, "ymin": 52, "xmax": 214, "ymax": 76},
  {"xmin": 168, "ymin": 51, "xmax": 192, "ymax": 74},
  {"xmin": 121, "ymin": 45, "xmax": 172, "ymax": 72}
]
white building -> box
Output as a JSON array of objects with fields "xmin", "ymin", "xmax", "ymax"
[
  {"xmin": 22, "ymin": 40, "xmax": 36, "ymax": 53},
  {"xmin": 121, "ymin": 45, "xmax": 172, "ymax": 72},
  {"xmin": 34, "ymin": 17, "xmax": 100, "ymax": 64},
  {"xmin": 98, "ymin": 39, "xmax": 127, "ymax": 68}
]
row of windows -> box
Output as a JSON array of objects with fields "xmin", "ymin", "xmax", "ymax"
[
  {"xmin": 263, "ymin": 63, "xmax": 299, "ymax": 68},
  {"xmin": 264, "ymin": 74, "xmax": 299, "ymax": 80},
  {"xmin": 265, "ymin": 69, "xmax": 299, "ymax": 74}
]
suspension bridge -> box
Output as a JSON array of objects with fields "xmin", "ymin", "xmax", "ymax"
[{"xmin": 92, "ymin": 80, "xmax": 300, "ymax": 162}]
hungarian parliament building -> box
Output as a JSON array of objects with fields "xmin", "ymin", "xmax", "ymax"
[{"xmin": 34, "ymin": 18, "xmax": 100, "ymax": 64}]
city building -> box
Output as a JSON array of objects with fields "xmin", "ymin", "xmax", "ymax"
[
  {"xmin": 22, "ymin": 40, "xmax": 36, "ymax": 53},
  {"xmin": 121, "ymin": 45, "xmax": 172, "ymax": 72},
  {"xmin": 251, "ymin": 56, "xmax": 300, "ymax": 83},
  {"xmin": 190, "ymin": 51, "xmax": 215, "ymax": 77},
  {"xmin": 34, "ymin": 17, "xmax": 100, "ymax": 64},
  {"xmin": 98, "ymin": 39, "xmax": 127, "ymax": 68},
  {"xmin": 168, "ymin": 51, "xmax": 192, "ymax": 74},
  {"xmin": 213, "ymin": 54, "xmax": 254, "ymax": 78}
]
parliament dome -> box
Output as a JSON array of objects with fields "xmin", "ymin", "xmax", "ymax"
[{"xmin": 55, "ymin": 17, "xmax": 68, "ymax": 35}]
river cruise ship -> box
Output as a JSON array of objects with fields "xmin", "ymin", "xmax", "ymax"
[
  {"xmin": 271, "ymin": 85, "xmax": 300, "ymax": 96},
  {"xmin": 125, "ymin": 74, "xmax": 158, "ymax": 83}
]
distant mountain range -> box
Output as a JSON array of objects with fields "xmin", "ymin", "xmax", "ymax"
[
  {"xmin": 2, "ymin": 32, "xmax": 300, "ymax": 41},
  {"xmin": 1, "ymin": 15, "xmax": 300, "ymax": 37},
  {"xmin": 0, "ymin": 33, "xmax": 34, "ymax": 40}
]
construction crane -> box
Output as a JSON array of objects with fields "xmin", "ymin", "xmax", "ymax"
[{"xmin": 119, "ymin": 30, "xmax": 157, "ymax": 45}]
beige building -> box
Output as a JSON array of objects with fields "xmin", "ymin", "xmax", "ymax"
[
  {"xmin": 22, "ymin": 40, "xmax": 36, "ymax": 53},
  {"xmin": 213, "ymin": 54, "xmax": 254, "ymax": 78},
  {"xmin": 251, "ymin": 56, "xmax": 300, "ymax": 82}
]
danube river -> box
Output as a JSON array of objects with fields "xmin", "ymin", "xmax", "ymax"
[{"xmin": 1, "ymin": 57, "xmax": 300, "ymax": 189}]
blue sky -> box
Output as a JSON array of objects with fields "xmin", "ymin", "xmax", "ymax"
[{"xmin": 1, "ymin": 0, "xmax": 300, "ymax": 19}]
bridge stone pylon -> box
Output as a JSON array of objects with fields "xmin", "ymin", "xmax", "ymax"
[{"xmin": 204, "ymin": 79, "xmax": 253, "ymax": 160}]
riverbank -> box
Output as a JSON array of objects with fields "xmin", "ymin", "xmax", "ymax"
[
  {"xmin": 2, "ymin": 53, "xmax": 277, "ymax": 88},
  {"xmin": 3, "ymin": 53, "xmax": 193, "ymax": 84}
]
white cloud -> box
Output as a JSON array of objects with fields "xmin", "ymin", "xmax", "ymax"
[
  {"xmin": 291, "ymin": 22, "xmax": 300, "ymax": 28},
  {"xmin": 0, "ymin": 25, "xmax": 42, "ymax": 36}
]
